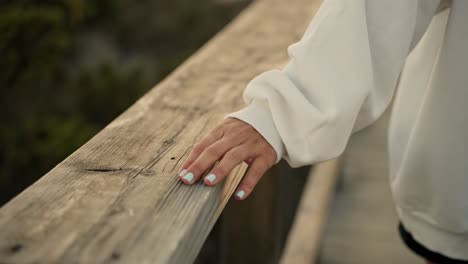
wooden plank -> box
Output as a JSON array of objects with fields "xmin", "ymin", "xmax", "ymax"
[
  {"xmin": 220, "ymin": 164, "xmax": 284, "ymax": 264},
  {"xmin": 218, "ymin": 161, "xmax": 309, "ymax": 264},
  {"xmin": 0, "ymin": 0, "xmax": 324, "ymax": 263},
  {"xmin": 219, "ymin": 161, "xmax": 310, "ymax": 264},
  {"xmin": 280, "ymin": 159, "xmax": 340, "ymax": 264}
]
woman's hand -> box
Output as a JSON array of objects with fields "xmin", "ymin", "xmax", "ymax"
[{"xmin": 178, "ymin": 117, "xmax": 277, "ymax": 200}]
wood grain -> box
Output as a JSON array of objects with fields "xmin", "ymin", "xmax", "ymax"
[
  {"xmin": 280, "ymin": 159, "xmax": 340, "ymax": 264},
  {"xmin": 0, "ymin": 0, "xmax": 323, "ymax": 263}
]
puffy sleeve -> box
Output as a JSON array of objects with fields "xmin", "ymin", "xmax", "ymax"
[{"xmin": 224, "ymin": 0, "xmax": 442, "ymax": 167}]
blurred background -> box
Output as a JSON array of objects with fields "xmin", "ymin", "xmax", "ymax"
[{"xmin": 0, "ymin": 0, "xmax": 251, "ymax": 206}]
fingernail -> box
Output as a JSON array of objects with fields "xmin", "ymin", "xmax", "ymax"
[
  {"xmin": 182, "ymin": 172, "xmax": 194, "ymax": 183},
  {"xmin": 204, "ymin": 173, "xmax": 217, "ymax": 184},
  {"xmin": 179, "ymin": 169, "xmax": 187, "ymax": 177},
  {"xmin": 236, "ymin": 190, "xmax": 245, "ymax": 199}
]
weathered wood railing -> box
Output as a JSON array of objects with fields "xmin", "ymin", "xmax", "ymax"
[{"xmin": 0, "ymin": 0, "xmax": 339, "ymax": 263}]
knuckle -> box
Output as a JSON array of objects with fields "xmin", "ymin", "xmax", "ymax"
[
  {"xmin": 213, "ymin": 167, "xmax": 227, "ymax": 177},
  {"xmin": 192, "ymin": 144, "xmax": 205, "ymax": 156},
  {"xmin": 210, "ymin": 127, "xmax": 224, "ymax": 139},
  {"xmin": 228, "ymin": 124, "xmax": 249, "ymax": 136},
  {"xmin": 265, "ymin": 149, "xmax": 276, "ymax": 163},
  {"xmin": 245, "ymin": 169, "xmax": 262, "ymax": 184},
  {"xmin": 226, "ymin": 149, "xmax": 244, "ymax": 162},
  {"xmin": 205, "ymin": 145, "xmax": 222, "ymax": 157},
  {"xmin": 251, "ymin": 136, "xmax": 262, "ymax": 144},
  {"xmin": 257, "ymin": 146, "xmax": 275, "ymax": 163},
  {"xmin": 254, "ymin": 157, "xmax": 268, "ymax": 169},
  {"xmin": 184, "ymin": 152, "xmax": 196, "ymax": 162},
  {"xmin": 240, "ymin": 126, "xmax": 254, "ymax": 136},
  {"xmin": 248, "ymin": 167, "xmax": 264, "ymax": 179}
]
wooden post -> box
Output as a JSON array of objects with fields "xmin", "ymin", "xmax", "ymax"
[{"xmin": 218, "ymin": 161, "xmax": 310, "ymax": 264}]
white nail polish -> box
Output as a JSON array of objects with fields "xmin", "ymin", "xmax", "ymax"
[
  {"xmin": 179, "ymin": 169, "xmax": 188, "ymax": 177},
  {"xmin": 236, "ymin": 190, "xmax": 245, "ymax": 199},
  {"xmin": 205, "ymin": 173, "xmax": 217, "ymax": 183},
  {"xmin": 183, "ymin": 172, "xmax": 194, "ymax": 183}
]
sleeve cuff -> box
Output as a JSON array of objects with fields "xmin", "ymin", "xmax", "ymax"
[{"xmin": 224, "ymin": 101, "xmax": 284, "ymax": 164}]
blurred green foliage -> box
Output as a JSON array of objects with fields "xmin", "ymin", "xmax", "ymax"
[{"xmin": 0, "ymin": 0, "xmax": 250, "ymax": 205}]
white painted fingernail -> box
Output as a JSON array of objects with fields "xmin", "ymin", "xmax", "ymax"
[
  {"xmin": 182, "ymin": 172, "xmax": 194, "ymax": 183},
  {"xmin": 236, "ymin": 190, "xmax": 245, "ymax": 199},
  {"xmin": 179, "ymin": 169, "xmax": 187, "ymax": 177},
  {"xmin": 205, "ymin": 173, "xmax": 217, "ymax": 183}
]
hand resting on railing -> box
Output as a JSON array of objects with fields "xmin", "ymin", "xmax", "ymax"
[{"xmin": 177, "ymin": 117, "xmax": 276, "ymax": 200}]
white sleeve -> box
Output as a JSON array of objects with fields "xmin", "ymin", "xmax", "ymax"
[{"xmin": 225, "ymin": 0, "xmax": 441, "ymax": 168}]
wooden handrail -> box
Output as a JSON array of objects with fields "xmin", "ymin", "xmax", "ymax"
[{"xmin": 0, "ymin": 0, "xmax": 323, "ymax": 263}]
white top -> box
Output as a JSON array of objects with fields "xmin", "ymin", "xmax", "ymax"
[{"xmin": 225, "ymin": 0, "xmax": 468, "ymax": 259}]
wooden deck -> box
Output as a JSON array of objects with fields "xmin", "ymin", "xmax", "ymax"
[{"xmin": 319, "ymin": 109, "xmax": 421, "ymax": 263}]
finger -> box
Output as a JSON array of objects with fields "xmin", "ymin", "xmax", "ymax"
[
  {"xmin": 178, "ymin": 128, "xmax": 223, "ymax": 176},
  {"xmin": 234, "ymin": 158, "xmax": 269, "ymax": 200},
  {"xmin": 179, "ymin": 137, "xmax": 239, "ymax": 184},
  {"xmin": 203, "ymin": 145, "xmax": 251, "ymax": 186}
]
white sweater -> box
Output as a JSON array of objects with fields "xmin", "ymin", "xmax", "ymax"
[{"xmin": 225, "ymin": 0, "xmax": 468, "ymax": 259}]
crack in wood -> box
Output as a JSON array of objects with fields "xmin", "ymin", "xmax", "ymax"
[
  {"xmin": 6, "ymin": 243, "xmax": 22, "ymax": 255},
  {"xmin": 84, "ymin": 168, "xmax": 124, "ymax": 173},
  {"xmin": 83, "ymin": 167, "xmax": 155, "ymax": 177}
]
